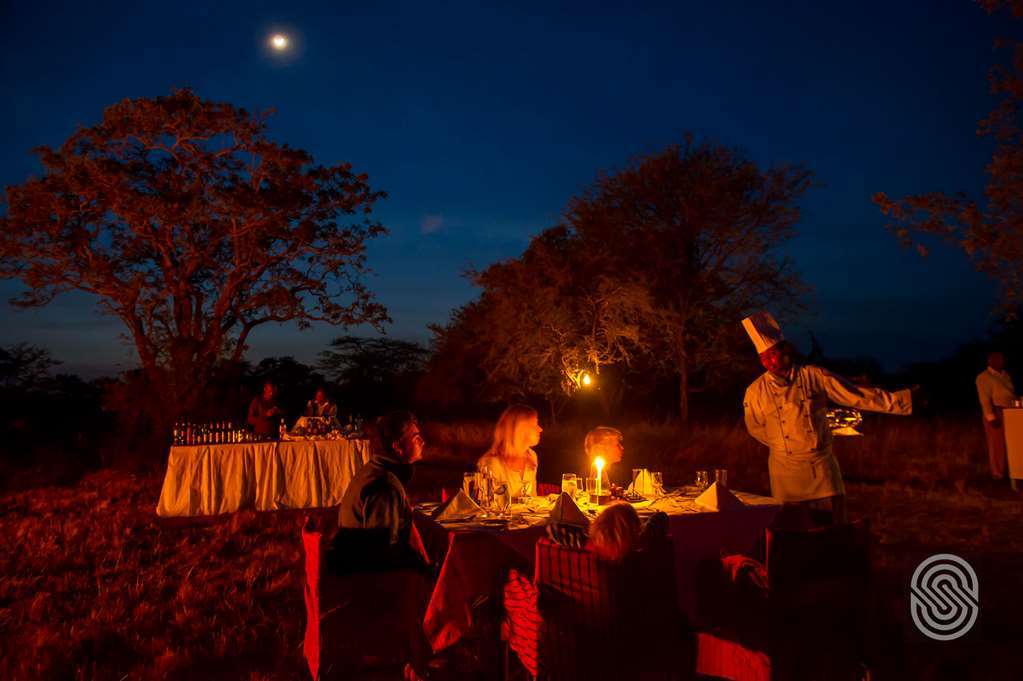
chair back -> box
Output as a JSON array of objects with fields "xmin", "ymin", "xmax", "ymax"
[
  {"xmin": 533, "ymin": 536, "xmax": 683, "ymax": 680},
  {"xmin": 302, "ymin": 521, "xmax": 431, "ymax": 680},
  {"xmin": 536, "ymin": 482, "xmax": 561, "ymax": 496}
]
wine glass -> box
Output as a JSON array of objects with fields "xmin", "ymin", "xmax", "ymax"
[
  {"xmin": 561, "ymin": 473, "xmax": 578, "ymax": 497},
  {"xmin": 695, "ymin": 470, "xmax": 709, "ymax": 490},
  {"xmin": 651, "ymin": 472, "xmax": 664, "ymax": 498},
  {"xmin": 493, "ymin": 483, "xmax": 510, "ymax": 516}
]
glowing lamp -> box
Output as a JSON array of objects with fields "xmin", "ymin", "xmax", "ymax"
[
  {"xmin": 581, "ymin": 372, "xmax": 592, "ymax": 387},
  {"xmin": 270, "ymin": 34, "xmax": 289, "ymax": 50}
]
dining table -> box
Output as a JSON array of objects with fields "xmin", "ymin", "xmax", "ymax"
[{"xmin": 414, "ymin": 486, "xmax": 781, "ymax": 653}]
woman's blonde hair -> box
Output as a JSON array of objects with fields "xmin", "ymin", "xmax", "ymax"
[
  {"xmin": 484, "ymin": 403, "xmax": 539, "ymax": 465},
  {"xmin": 587, "ymin": 502, "xmax": 642, "ymax": 562}
]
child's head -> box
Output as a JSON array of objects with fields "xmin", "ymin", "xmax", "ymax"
[{"xmin": 588, "ymin": 502, "xmax": 642, "ymax": 562}]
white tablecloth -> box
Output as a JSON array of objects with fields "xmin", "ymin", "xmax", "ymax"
[
  {"xmin": 1004, "ymin": 407, "xmax": 1023, "ymax": 479},
  {"xmin": 156, "ymin": 439, "xmax": 370, "ymax": 517}
]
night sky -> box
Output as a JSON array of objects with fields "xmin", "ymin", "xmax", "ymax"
[{"xmin": 0, "ymin": 0, "xmax": 1006, "ymax": 377}]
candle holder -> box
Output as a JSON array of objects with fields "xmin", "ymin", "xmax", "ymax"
[{"xmin": 588, "ymin": 492, "xmax": 611, "ymax": 506}]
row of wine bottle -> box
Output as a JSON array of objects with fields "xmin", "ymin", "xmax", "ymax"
[{"xmin": 172, "ymin": 421, "xmax": 267, "ymax": 446}]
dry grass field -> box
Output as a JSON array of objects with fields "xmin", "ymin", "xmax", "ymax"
[{"xmin": 1, "ymin": 417, "xmax": 1020, "ymax": 680}]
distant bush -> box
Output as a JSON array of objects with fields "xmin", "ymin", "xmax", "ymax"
[{"xmin": 416, "ymin": 415, "xmax": 989, "ymax": 495}]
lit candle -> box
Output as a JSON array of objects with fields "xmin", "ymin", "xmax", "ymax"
[{"xmin": 594, "ymin": 456, "xmax": 605, "ymax": 497}]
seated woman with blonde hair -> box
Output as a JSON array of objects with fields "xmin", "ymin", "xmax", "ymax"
[{"xmin": 477, "ymin": 404, "xmax": 543, "ymax": 499}]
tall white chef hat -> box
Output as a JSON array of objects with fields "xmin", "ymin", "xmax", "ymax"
[{"xmin": 742, "ymin": 311, "xmax": 784, "ymax": 355}]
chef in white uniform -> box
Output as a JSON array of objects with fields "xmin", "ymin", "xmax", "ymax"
[{"xmin": 741, "ymin": 312, "xmax": 914, "ymax": 523}]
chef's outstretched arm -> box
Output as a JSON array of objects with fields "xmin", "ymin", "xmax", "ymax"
[{"xmin": 813, "ymin": 366, "xmax": 912, "ymax": 415}]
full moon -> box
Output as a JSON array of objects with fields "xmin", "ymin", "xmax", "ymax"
[{"xmin": 270, "ymin": 33, "xmax": 289, "ymax": 50}]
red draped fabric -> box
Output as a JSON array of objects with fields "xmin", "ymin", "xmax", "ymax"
[
  {"xmin": 695, "ymin": 633, "xmax": 771, "ymax": 681},
  {"xmin": 301, "ymin": 523, "xmax": 323, "ymax": 681},
  {"xmin": 502, "ymin": 568, "xmax": 543, "ymax": 677},
  {"xmin": 422, "ymin": 525, "xmax": 542, "ymax": 652}
]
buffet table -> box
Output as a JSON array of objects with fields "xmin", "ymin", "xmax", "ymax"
[
  {"xmin": 156, "ymin": 439, "xmax": 370, "ymax": 517},
  {"xmin": 416, "ymin": 488, "xmax": 780, "ymax": 652}
]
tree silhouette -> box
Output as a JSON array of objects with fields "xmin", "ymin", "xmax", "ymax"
[
  {"xmin": 430, "ymin": 138, "xmax": 810, "ymax": 424},
  {"xmin": 0, "ymin": 90, "xmax": 389, "ymax": 422},
  {"xmin": 874, "ymin": 1, "xmax": 1023, "ymax": 313},
  {"xmin": 318, "ymin": 336, "xmax": 428, "ymax": 414},
  {"xmin": 566, "ymin": 138, "xmax": 810, "ymax": 424}
]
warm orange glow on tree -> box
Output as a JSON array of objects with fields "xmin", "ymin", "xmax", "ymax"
[
  {"xmin": 0, "ymin": 89, "xmax": 389, "ymax": 420},
  {"xmin": 426, "ymin": 224, "xmax": 656, "ymax": 418},
  {"xmin": 429, "ymin": 138, "xmax": 809, "ymax": 424}
]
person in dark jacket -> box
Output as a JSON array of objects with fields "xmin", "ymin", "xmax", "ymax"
[
  {"xmin": 333, "ymin": 410, "xmax": 428, "ymax": 573},
  {"xmin": 247, "ymin": 381, "xmax": 282, "ymax": 438}
]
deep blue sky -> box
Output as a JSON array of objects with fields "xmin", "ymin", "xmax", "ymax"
[{"xmin": 0, "ymin": 0, "xmax": 1009, "ymax": 377}]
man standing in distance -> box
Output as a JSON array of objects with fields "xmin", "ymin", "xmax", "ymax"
[{"xmin": 975, "ymin": 350, "xmax": 1017, "ymax": 482}]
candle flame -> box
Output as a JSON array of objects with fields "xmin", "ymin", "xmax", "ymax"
[{"xmin": 581, "ymin": 372, "xmax": 592, "ymax": 387}]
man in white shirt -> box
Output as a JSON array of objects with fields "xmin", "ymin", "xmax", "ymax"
[
  {"xmin": 741, "ymin": 311, "xmax": 915, "ymax": 524},
  {"xmin": 975, "ymin": 351, "xmax": 1016, "ymax": 479}
]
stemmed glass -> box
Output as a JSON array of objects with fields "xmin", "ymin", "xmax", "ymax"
[
  {"xmin": 493, "ymin": 483, "xmax": 510, "ymax": 517},
  {"xmin": 651, "ymin": 472, "xmax": 664, "ymax": 498},
  {"xmin": 463, "ymin": 472, "xmax": 477, "ymax": 501}
]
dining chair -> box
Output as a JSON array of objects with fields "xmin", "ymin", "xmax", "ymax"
[
  {"xmin": 536, "ymin": 482, "xmax": 561, "ymax": 497},
  {"xmin": 301, "ymin": 517, "xmax": 432, "ymax": 680},
  {"xmin": 694, "ymin": 518, "xmax": 871, "ymax": 681},
  {"xmin": 503, "ymin": 536, "xmax": 692, "ymax": 680}
]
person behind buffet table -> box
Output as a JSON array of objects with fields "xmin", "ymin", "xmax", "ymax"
[
  {"xmin": 333, "ymin": 410, "xmax": 430, "ymax": 574},
  {"xmin": 305, "ymin": 386, "xmax": 338, "ymax": 420},
  {"xmin": 741, "ymin": 311, "xmax": 918, "ymax": 525},
  {"xmin": 976, "ymin": 350, "xmax": 1017, "ymax": 480},
  {"xmin": 477, "ymin": 404, "xmax": 542, "ymax": 499},
  {"xmin": 247, "ymin": 381, "xmax": 282, "ymax": 439},
  {"xmin": 584, "ymin": 426, "xmax": 628, "ymax": 490}
]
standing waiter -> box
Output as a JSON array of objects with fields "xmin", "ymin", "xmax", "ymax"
[
  {"xmin": 975, "ymin": 350, "xmax": 1016, "ymax": 481},
  {"xmin": 741, "ymin": 312, "xmax": 916, "ymax": 523}
]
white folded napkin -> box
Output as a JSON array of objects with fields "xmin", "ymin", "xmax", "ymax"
[
  {"xmin": 694, "ymin": 482, "xmax": 745, "ymax": 512},
  {"xmin": 432, "ymin": 490, "xmax": 482, "ymax": 521},
  {"xmin": 548, "ymin": 492, "xmax": 590, "ymax": 527},
  {"xmin": 629, "ymin": 469, "xmax": 654, "ymax": 496}
]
